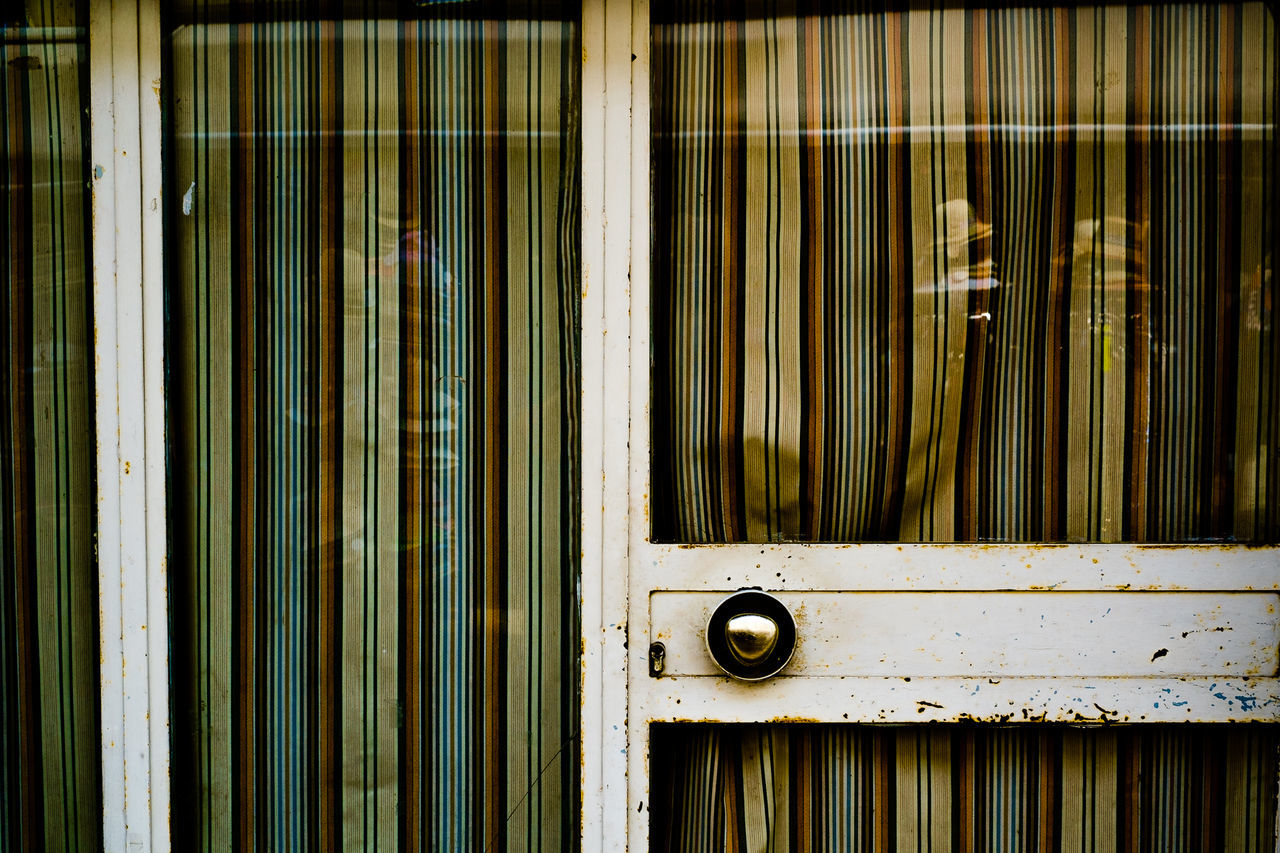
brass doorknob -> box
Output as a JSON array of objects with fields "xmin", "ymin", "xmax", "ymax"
[
  {"xmin": 726, "ymin": 613, "xmax": 779, "ymax": 665},
  {"xmin": 706, "ymin": 590, "xmax": 796, "ymax": 681}
]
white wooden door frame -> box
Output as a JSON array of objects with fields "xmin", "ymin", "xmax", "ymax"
[
  {"xmin": 580, "ymin": 0, "xmax": 637, "ymax": 846},
  {"xmin": 89, "ymin": 0, "xmax": 169, "ymax": 851},
  {"xmin": 576, "ymin": 0, "xmax": 1280, "ymax": 849}
]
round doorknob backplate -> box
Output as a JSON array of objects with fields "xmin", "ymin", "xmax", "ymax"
[{"xmin": 706, "ymin": 590, "xmax": 796, "ymax": 681}]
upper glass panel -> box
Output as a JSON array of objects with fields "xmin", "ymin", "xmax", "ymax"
[
  {"xmin": 165, "ymin": 1, "xmax": 580, "ymax": 848},
  {"xmin": 651, "ymin": 1, "xmax": 1278, "ymax": 543}
]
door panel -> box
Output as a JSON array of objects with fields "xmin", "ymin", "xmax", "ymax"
[{"xmin": 624, "ymin": 0, "xmax": 1280, "ymax": 849}]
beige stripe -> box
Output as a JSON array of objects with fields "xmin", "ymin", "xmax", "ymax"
[
  {"xmin": 1059, "ymin": 730, "xmax": 1085, "ymax": 852},
  {"xmin": 1235, "ymin": 4, "xmax": 1269, "ymax": 538},
  {"xmin": 203, "ymin": 23, "xmax": 236, "ymax": 847},
  {"xmin": 901, "ymin": 8, "xmax": 941, "ymax": 542},
  {"xmin": 371, "ymin": 21, "xmax": 401, "ymax": 852},
  {"xmin": 894, "ymin": 732, "xmax": 919, "ymax": 850},
  {"xmin": 368, "ymin": 21, "xmax": 401, "ymax": 850},
  {"xmin": 1094, "ymin": 730, "xmax": 1118, "ymax": 849},
  {"xmin": 1066, "ymin": 11, "xmax": 1098, "ymax": 541},
  {"xmin": 740, "ymin": 729, "xmax": 770, "ymax": 852},
  {"xmin": 505, "ymin": 18, "xmax": 535, "ymax": 842},
  {"xmin": 771, "ymin": 19, "xmax": 804, "ymax": 540},
  {"xmin": 1097, "ymin": 6, "xmax": 1129, "ymax": 541},
  {"xmin": 340, "ymin": 20, "xmax": 371, "ymax": 846},
  {"xmin": 742, "ymin": 18, "xmax": 772, "ymax": 542},
  {"xmin": 934, "ymin": 10, "xmax": 973, "ymax": 544},
  {"xmin": 536, "ymin": 26, "xmax": 568, "ymax": 852}
]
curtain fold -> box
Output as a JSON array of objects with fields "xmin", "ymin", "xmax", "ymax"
[
  {"xmin": 167, "ymin": 5, "xmax": 580, "ymax": 849},
  {"xmin": 0, "ymin": 2, "xmax": 100, "ymax": 850}
]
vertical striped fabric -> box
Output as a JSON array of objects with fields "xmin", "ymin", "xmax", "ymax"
[
  {"xmin": 651, "ymin": 1, "xmax": 1279, "ymax": 543},
  {"xmin": 167, "ymin": 3, "xmax": 579, "ymax": 849},
  {"xmin": 0, "ymin": 2, "xmax": 101, "ymax": 851},
  {"xmin": 651, "ymin": 724, "xmax": 1280, "ymax": 852}
]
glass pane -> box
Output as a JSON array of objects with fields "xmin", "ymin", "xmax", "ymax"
[
  {"xmin": 651, "ymin": 724, "xmax": 1280, "ymax": 851},
  {"xmin": 165, "ymin": 3, "xmax": 580, "ymax": 848},
  {"xmin": 651, "ymin": 2, "xmax": 1278, "ymax": 543},
  {"xmin": 0, "ymin": 3, "xmax": 101, "ymax": 849}
]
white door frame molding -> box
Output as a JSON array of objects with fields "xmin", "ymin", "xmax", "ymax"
[
  {"xmin": 89, "ymin": 0, "xmax": 169, "ymax": 849},
  {"xmin": 580, "ymin": 0, "xmax": 637, "ymax": 847}
]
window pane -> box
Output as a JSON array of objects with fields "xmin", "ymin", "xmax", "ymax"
[
  {"xmin": 652, "ymin": 724, "xmax": 1280, "ymax": 851},
  {"xmin": 165, "ymin": 3, "xmax": 580, "ymax": 847},
  {"xmin": 0, "ymin": 3, "xmax": 101, "ymax": 849},
  {"xmin": 651, "ymin": 2, "xmax": 1278, "ymax": 543}
]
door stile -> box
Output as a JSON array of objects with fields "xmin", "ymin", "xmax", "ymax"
[
  {"xmin": 579, "ymin": 0, "xmax": 606, "ymax": 845},
  {"xmin": 625, "ymin": 0, "xmax": 653, "ymax": 843},
  {"xmin": 583, "ymin": 0, "xmax": 639, "ymax": 848},
  {"xmin": 88, "ymin": 0, "xmax": 170, "ymax": 850}
]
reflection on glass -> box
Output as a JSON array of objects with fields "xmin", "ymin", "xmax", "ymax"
[
  {"xmin": 651, "ymin": 2, "xmax": 1278, "ymax": 543},
  {"xmin": 0, "ymin": 3, "xmax": 100, "ymax": 849},
  {"xmin": 166, "ymin": 3, "xmax": 580, "ymax": 848}
]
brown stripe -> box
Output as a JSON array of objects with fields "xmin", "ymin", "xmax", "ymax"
[
  {"xmin": 801, "ymin": 13, "xmax": 825, "ymax": 540},
  {"xmin": 1124, "ymin": 5, "xmax": 1152, "ymax": 540},
  {"xmin": 721, "ymin": 17, "xmax": 745, "ymax": 542},
  {"xmin": 232, "ymin": 20, "xmax": 258, "ymax": 848},
  {"xmin": 882, "ymin": 11, "xmax": 911, "ymax": 537},
  {"xmin": 315, "ymin": 17, "xmax": 342, "ymax": 849},
  {"xmin": 396, "ymin": 23, "xmax": 423, "ymax": 853}
]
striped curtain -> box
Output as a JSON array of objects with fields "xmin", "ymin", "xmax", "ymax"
[
  {"xmin": 167, "ymin": 4, "xmax": 579, "ymax": 850},
  {"xmin": 652, "ymin": 725, "xmax": 1280, "ymax": 851},
  {"xmin": 651, "ymin": 1, "xmax": 1279, "ymax": 543},
  {"xmin": 0, "ymin": 2, "xmax": 101, "ymax": 851}
]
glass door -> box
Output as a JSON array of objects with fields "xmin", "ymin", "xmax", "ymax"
[
  {"xmin": 585, "ymin": 0, "xmax": 1280, "ymax": 848},
  {"xmin": 162, "ymin": 3, "xmax": 582, "ymax": 849}
]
